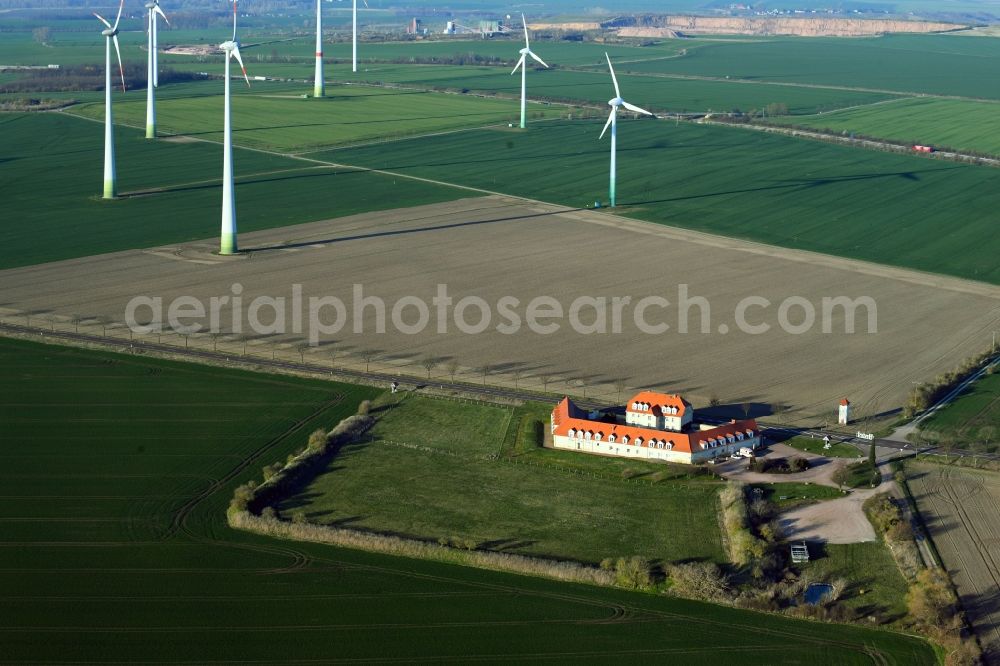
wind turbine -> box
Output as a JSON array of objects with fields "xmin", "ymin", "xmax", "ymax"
[
  {"xmin": 219, "ymin": 0, "xmax": 251, "ymax": 255},
  {"xmin": 94, "ymin": 0, "xmax": 126, "ymax": 200},
  {"xmin": 599, "ymin": 53, "xmax": 653, "ymax": 208},
  {"xmin": 510, "ymin": 13, "xmax": 547, "ymax": 130},
  {"xmin": 145, "ymin": 0, "xmax": 169, "ymax": 138},
  {"xmin": 313, "ymin": 0, "xmax": 324, "ymax": 97},
  {"xmin": 352, "ymin": 0, "xmax": 367, "ymax": 73}
]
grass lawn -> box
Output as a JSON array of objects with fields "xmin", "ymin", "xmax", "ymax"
[
  {"xmin": 0, "ymin": 336, "xmax": 936, "ymax": 663},
  {"xmin": 327, "ymin": 118, "xmax": 1000, "ymax": 284},
  {"xmin": 801, "ymin": 542, "xmax": 911, "ymax": 622},
  {"xmin": 918, "ymin": 366, "xmax": 1000, "ymax": 450},
  {"xmin": 0, "ymin": 112, "xmax": 471, "ymax": 269},
  {"xmin": 838, "ymin": 461, "xmax": 882, "ymax": 489},
  {"xmin": 782, "ymin": 436, "xmax": 864, "ymax": 459},
  {"xmin": 283, "ymin": 394, "xmax": 728, "ymax": 564},
  {"xmin": 752, "ymin": 482, "xmax": 845, "ymax": 509},
  {"xmin": 774, "ymin": 97, "xmax": 1000, "ymax": 157}
]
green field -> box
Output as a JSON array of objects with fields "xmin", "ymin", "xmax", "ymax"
[
  {"xmin": 326, "ymin": 118, "xmax": 1000, "ymax": 283},
  {"xmin": 782, "ymin": 436, "xmax": 864, "ymax": 459},
  {"xmin": 0, "ymin": 112, "xmax": 470, "ymax": 269},
  {"xmin": 67, "ymin": 80, "xmax": 563, "ymax": 152},
  {"xmin": 918, "ymin": 365, "xmax": 1000, "ymax": 450},
  {"xmin": 775, "ymin": 97, "xmax": 1000, "ymax": 156},
  {"xmin": 0, "ymin": 336, "xmax": 937, "ymax": 663},
  {"xmin": 281, "ymin": 394, "xmax": 726, "ymax": 564},
  {"xmin": 334, "ymin": 64, "xmax": 896, "ymax": 116},
  {"xmin": 617, "ymin": 34, "xmax": 1000, "ymax": 100}
]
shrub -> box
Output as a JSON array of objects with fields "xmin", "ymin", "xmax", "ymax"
[
  {"xmin": 357, "ymin": 399, "xmax": 372, "ymax": 416},
  {"xmin": 306, "ymin": 428, "xmax": 328, "ymax": 451},
  {"xmin": 668, "ymin": 561, "xmax": 729, "ymax": 601},
  {"xmin": 614, "ymin": 556, "xmax": 653, "ymax": 590}
]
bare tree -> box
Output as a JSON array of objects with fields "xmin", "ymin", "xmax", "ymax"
[
  {"xmin": 210, "ymin": 332, "xmax": 222, "ymax": 352},
  {"xmin": 421, "ymin": 356, "xmax": 438, "ymax": 379},
  {"xmin": 540, "ymin": 374, "xmax": 556, "ymax": 393},
  {"xmin": 614, "ymin": 377, "xmax": 627, "ymax": 403},
  {"xmin": 296, "ymin": 342, "xmax": 311, "ymax": 364},
  {"xmin": 480, "ymin": 363, "xmax": 491, "ymax": 386},
  {"xmin": 511, "ymin": 367, "xmax": 523, "ymax": 390},
  {"xmin": 95, "ymin": 315, "xmax": 112, "ymax": 337},
  {"xmin": 70, "ymin": 313, "xmax": 83, "ymax": 333},
  {"xmin": 361, "ymin": 350, "xmax": 377, "ymax": 373},
  {"xmin": 446, "ymin": 359, "xmax": 460, "ymax": 382},
  {"xmin": 741, "ymin": 401, "xmax": 752, "ymax": 419},
  {"xmin": 237, "ymin": 335, "xmax": 248, "ymax": 356},
  {"xmin": 329, "ymin": 345, "xmax": 338, "ymax": 369}
]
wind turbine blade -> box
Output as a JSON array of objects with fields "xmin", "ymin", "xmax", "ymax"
[
  {"xmin": 528, "ymin": 50, "xmax": 548, "ymax": 68},
  {"xmin": 232, "ymin": 1, "xmax": 238, "ymax": 42},
  {"xmin": 363, "ymin": 0, "xmax": 368, "ymax": 7},
  {"xmin": 112, "ymin": 0, "xmax": 124, "ymax": 30},
  {"xmin": 153, "ymin": 5, "xmax": 169, "ymax": 25},
  {"xmin": 599, "ymin": 109, "xmax": 615, "ymax": 140},
  {"xmin": 606, "ymin": 52, "xmax": 620, "ymax": 99},
  {"xmin": 94, "ymin": 12, "xmax": 112, "ymax": 29},
  {"xmin": 511, "ymin": 54, "xmax": 524, "ymax": 75},
  {"xmin": 621, "ymin": 101, "xmax": 653, "ymax": 116},
  {"xmin": 112, "ymin": 35, "xmax": 126, "ymax": 91},
  {"xmin": 231, "ymin": 45, "xmax": 250, "ymax": 87},
  {"xmin": 522, "ymin": 13, "xmax": 529, "ymax": 48}
]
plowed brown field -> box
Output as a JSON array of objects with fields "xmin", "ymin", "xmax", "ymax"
[{"xmin": 908, "ymin": 463, "xmax": 1000, "ymax": 660}]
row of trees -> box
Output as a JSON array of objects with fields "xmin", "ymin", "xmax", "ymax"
[
  {"xmin": 0, "ymin": 64, "xmax": 205, "ymax": 93},
  {"xmin": 905, "ymin": 349, "xmax": 996, "ymax": 419}
]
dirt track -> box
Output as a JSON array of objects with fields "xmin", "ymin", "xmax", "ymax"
[
  {"xmin": 908, "ymin": 463, "xmax": 1000, "ymax": 661},
  {"xmin": 718, "ymin": 443, "xmax": 890, "ymax": 544},
  {"xmin": 1, "ymin": 195, "xmax": 998, "ymax": 423}
]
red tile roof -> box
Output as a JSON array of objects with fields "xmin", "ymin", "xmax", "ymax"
[
  {"xmin": 552, "ymin": 397, "xmax": 756, "ymax": 455},
  {"xmin": 625, "ymin": 391, "xmax": 691, "ymax": 417}
]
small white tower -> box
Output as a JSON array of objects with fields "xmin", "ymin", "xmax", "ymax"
[{"xmin": 838, "ymin": 398, "xmax": 850, "ymax": 426}]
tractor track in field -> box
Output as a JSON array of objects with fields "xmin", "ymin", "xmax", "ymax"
[
  {"xmin": 910, "ymin": 464, "xmax": 1000, "ymax": 658},
  {"xmin": 2, "ymin": 330, "xmax": 918, "ymax": 662}
]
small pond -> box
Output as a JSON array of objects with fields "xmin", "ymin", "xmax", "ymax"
[{"xmin": 804, "ymin": 583, "xmax": 834, "ymax": 605}]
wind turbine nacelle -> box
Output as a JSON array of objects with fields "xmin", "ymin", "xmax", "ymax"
[
  {"xmin": 610, "ymin": 97, "xmax": 623, "ymax": 107},
  {"xmin": 220, "ymin": 40, "xmax": 237, "ymax": 52},
  {"xmin": 519, "ymin": 47, "xmax": 530, "ymax": 55},
  {"xmin": 145, "ymin": 1, "xmax": 156, "ymax": 8},
  {"xmin": 103, "ymin": 28, "xmax": 118, "ymax": 37}
]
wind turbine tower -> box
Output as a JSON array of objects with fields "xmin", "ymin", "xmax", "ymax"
[
  {"xmin": 313, "ymin": 0, "xmax": 324, "ymax": 97},
  {"xmin": 94, "ymin": 0, "xmax": 125, "ymax": 200},
  {"xmin": 145, "ymin": 0, "xmax": 169, "ymax": 138},
  {"xmin": 219, "ymin": 1, "xmax": 251, "ymax": 255},
  {"xmin": 510, "ymin": 13, "xmax": 548, "ymax": 129},
  {"xmin": 352, "ymin": 0, "xmax": 367, "ymax": 73},
  {"xmin": 599, "ymin": 53, "xmax": 653, "ymax": 207}
]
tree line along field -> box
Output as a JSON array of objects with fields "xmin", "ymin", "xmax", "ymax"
[
  {"xmin": 281, "ymin": 395, "xmax": 726, "ymax": 564},
  {"xmin": 324, "ymin": 118, "xmax": 1000, "ymax": 284},
  {"xmin": 771, "ymin": 97, "xmax": 1000, "ymax": 157},
  {"xmin": 66, "ymin": 80, "xmax": 564, "ymax": 152},
  {"xmin": 0, "ymin": 337, "xmax": 937, "ymax": 664},
  {"xmin": 0, "ymin": 112, "xmax": 472, "ymax": 270}
]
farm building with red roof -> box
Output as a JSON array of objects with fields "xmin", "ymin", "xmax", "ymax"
[{"xmin": 551, "ymin": 392, "xmax": 761, "ymax": 464}]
